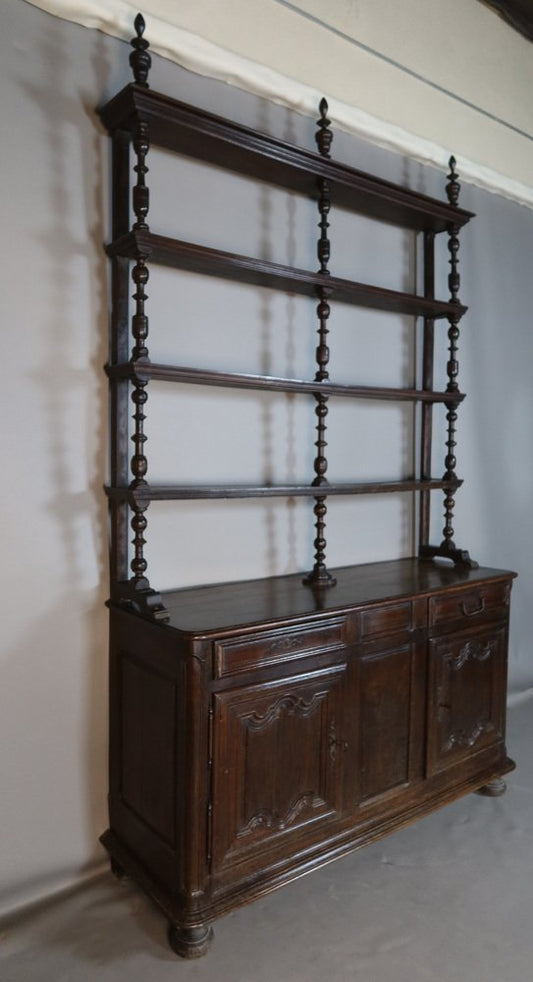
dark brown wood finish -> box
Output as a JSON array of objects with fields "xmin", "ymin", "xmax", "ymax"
[
  {"xmin": 157, "ymin": 559, "xmax": 513, "ymax": 634},
  {"xmin": 106, "ymin": 360, "xmax": 465, "ymax": 403},
  {"xmin": 105, "ymin": 477, "xmax": 463, "ymax": 506},
  {"xmin": 108, "ymin": 129, "xmax": 131, "ymax": 588},
  {"xmin": 98, "ymin": 85, "xmax": 473, "ymax": 233},
  {"xmin": 106, "ymin": 230, "xmax": 468, "ymax": 319},
  {"xmin": 304, "ymin": 99, "xmax": 336, "ymax": 587},
  {"xmin": 100, "ymin": 14, "xmax": 515, "ymax": 958},
  {"xmin": 419, "ymin": 229, "xmax": 436, "ymax": 551},
  {"xmin": 103, "ymin": 561, "xmax": 516, "ymax": 956},
  {"xmin": 420, "ymin": 158, "xmax": 476, "ymax": 568}
]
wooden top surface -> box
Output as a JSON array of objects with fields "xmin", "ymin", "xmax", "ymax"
[{"xmin": 154, "ymin": 559, "xmax": 516, "ymax": 637}]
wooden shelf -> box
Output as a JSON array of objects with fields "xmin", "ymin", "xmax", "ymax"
[
  {"xmin": 99, "ymin": 84, "xmax": 474, "ymax": 233},
  {"xmin": 107, "ymin": 231, "xmax": 467, "ymax": 320},
  {"xmin": 106, "ymin": 478, "xmax": 463, "ymax": 506},
  {"xmin": 107, "ymin": 360, "xmax": 465, "ymax": 405}
]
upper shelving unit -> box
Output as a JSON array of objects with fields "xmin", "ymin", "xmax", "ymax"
[{"xmin": 100, "ymin": 14, "xmax": 476, "ymax": 622}]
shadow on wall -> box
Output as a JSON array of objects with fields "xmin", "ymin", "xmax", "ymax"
[{"xmin": 2, "ymin": 16, "xmax": 114, "ymax": 915}]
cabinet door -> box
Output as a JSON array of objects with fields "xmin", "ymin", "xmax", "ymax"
[
  {"xmin": 210, "ymin": 662, "xmax": 350, "ymax": 873},
  {"xmin": 354, "ymin": 640, "xmax": 425, "ymax": 810},
  {"xmin": 427, "ymin": 624, "xmax": 507, "ymax": 777}
]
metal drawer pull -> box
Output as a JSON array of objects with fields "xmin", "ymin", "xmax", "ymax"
[{"xmin": 461, "ymin": 596, "xmax": 485, "ymax": 616}]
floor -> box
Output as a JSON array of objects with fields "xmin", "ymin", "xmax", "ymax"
[{"xmin": 1, "ymin": 699, "xmax": 532, "ymax": 982}]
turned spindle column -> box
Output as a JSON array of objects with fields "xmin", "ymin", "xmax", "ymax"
[
  {"xmin": 122, "ymin": 16, "xmax": 168, "ymax": 619},
  {"xmin": 418, "ymin": 230, "xmax": 435, "ymax": 553},
  {"xmin": 431, "ymin": 157, "xmax": 476, "ymax": 568},
  {"xmin": 304, "ymin": 99, "xmax": 336, "ymax": 588},
  {"xmin": 442, "ymin": 157, "xmax": 461, "ymax": 552}
]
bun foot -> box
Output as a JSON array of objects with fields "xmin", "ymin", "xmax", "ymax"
[
  {"xmin": 475, "ymin": 777, "xmax": 507, "ymax": 797},
  {"xmin": 110, "ymin": 856, "xmax": 126, "ymax": 879},
  {"xmin": 167, "ymin": 922, "xmax": 213, "ymax": 959}
]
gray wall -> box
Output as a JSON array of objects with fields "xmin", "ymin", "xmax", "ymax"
[{"xmin": 2, "ymin": 0, "xmax": 532, "ymax": 916}]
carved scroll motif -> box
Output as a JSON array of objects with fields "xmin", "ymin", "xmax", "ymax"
[
  {"xmin": 242, "ymin": 691, "xmax": 326, "ymax": 731},
  {"xmin": 236, "ymin": 791, "xmax": 323, "ymax": 839},
  {"xmin": 448, "ymin": 639, "xmax": 495, "ymax": 672},
  {"xmin": 443, "ymin": 720, "xmax": 495, "ymax": 752}
]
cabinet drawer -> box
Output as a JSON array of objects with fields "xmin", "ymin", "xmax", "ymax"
[
  {"xmin": 359, "ymin": 601, "xmax": 414, "ymax": 641},
  {"xmin": 214, "ymin": 619, "xmax": 346, "ymax": 679},
  {"xmin": 429, "ymin": 582, "xmax": 510, "ymax": 629}
]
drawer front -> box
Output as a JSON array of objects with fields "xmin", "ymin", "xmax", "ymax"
[
  {"xmin": 429, "ymin": 581, "xmax": 510, "ymax": 630},
  {"xmin": 214, "ymin": 618, "xmax": 346, "ymax": 679},
  {"xmin": 359, "ymin": 601, "xmax": 415, "ymax": 641}
]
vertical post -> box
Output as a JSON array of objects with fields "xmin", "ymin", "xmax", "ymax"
[
  {"xmin": 109, "ymin": 131, "xmax": 131, "ymax": 590},
  {"xmin": 304, "ymin": 99, "xmax": 336, "ymax": 588},
  {"xmin": 441, "ymin": 157, "xmax": 462, "ymax": 554},
  {"xmin": 421, "ymin": 156, "xmax": 476, "ymax": 568},
  {"xmin": 110, "ymin": 15, "xmax": 169, "ymax": 619},
  {"xmin": 418, "ymin": 230, "xmax": 435, "ymax": 553}
]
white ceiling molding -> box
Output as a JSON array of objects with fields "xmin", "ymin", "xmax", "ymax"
[{"xmin": 24, "ymin": 0, "xmax": 533, "ymax": 209}]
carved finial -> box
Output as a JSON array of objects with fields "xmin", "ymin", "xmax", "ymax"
[
  {"xmin": 130, "ymin": 13, "xmax": 151, "ymax": 87},
  {"xmin": 446, "ymin": 155, "xmax": 460, "ymax": 207},
  {"xmin": 315, "ymin": 98, "xmax": 333, "ymax": 159}
]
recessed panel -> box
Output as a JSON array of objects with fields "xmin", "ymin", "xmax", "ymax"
[{"xmin": 358, "ymin": 645, "xmax": 413, "ymax": 802}]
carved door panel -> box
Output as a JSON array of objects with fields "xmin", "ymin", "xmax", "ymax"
[
  {"xmin": 210, "ymin": 662, "xmax": 350, "ymax": 873},
  {"xmin": 427, "ymin": 624, "xmax": 507, "ymax": 777}
]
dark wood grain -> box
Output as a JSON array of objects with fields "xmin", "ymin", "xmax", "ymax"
[
  {"xmin": 102, "ymin": 561, "xmax": 516, "ymax": 959},
  {"xmin": 106, "ymin": 230, "xmax": 467, "ymax": 320},
  {"xmin": 419, "ymin": 229, "xmax": 436, "ymax": 552},
  {"xmin": 98, "ymin": 85, "xmax": 474, "ymax": 233},
  {"xmin": 105, "ymin": 477, "xmax": 463, "ymax": 507},
  {"xmin": 304, "ymin": 101, "xmax": 335, "ymax": 587},
  {"xmin": 425, "ymin": 158, "xmax": 476, "ymax": 568},
  {"xmin": 100, "ymin": 16, "xmax": 512, "ymax": 959},
  {"xmin": 154, "ymin": 559, "xmax": 516, "ymax": 635},
  {"xmin": 109, "ymin": 130, "xmax": 131, "ymax": 587},
  {"xmin": 106, "ymin": 360, "xmax": 465, "ymax": 404}
]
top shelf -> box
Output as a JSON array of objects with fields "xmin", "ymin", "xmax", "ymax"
[{"xmin": 98, "ymin": 85, "xmax": 474, "ymax": 234}]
